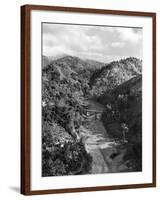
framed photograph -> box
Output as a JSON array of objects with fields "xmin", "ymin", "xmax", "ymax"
[{"xmin": 21, "ymin": 4, "xmax": 156, "ymax": 195}]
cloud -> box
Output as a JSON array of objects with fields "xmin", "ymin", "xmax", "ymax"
[
  {"xmin": 43, "ymin": 23, "xmax": 142, "ymax": 63},
  {"xmin": 111, "ymin": 42, "xmax": 125, "ymax": 48},
  {"xmin": 116, "ymin": 28, "xmax": 142, "ymax": 43}
]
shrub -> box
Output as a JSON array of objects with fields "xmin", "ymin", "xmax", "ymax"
[{"xmin": 42, "ymin": 140, "xmax": 92, "ymax": 176}]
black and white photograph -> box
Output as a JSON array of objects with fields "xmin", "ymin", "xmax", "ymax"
[{"xmin": 42, "ymin": 23, "xmax": 143, "ymax": 177}]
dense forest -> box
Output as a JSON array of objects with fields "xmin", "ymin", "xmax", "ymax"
[{"xmin": 42, "ymin": 55, "xmax": 142, "ymax": 176}]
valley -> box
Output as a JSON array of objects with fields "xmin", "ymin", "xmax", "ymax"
[{"xmin": 42, "ymin": 55, "xmax": 142, "ymax": 176}]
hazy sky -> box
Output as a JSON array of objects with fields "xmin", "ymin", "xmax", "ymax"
[{"xmin": 43, "ymin": 23, "xmax": 142, "ymax": 63}]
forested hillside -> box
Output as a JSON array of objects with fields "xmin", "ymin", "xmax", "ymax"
[
  {"xmin": 97, "ymin": 75, "xmax": 142, "ymax": 171},
  {"xmin": 42, "ymin": 56, "xmax": 105, "ymax": 176},
  {"xmin": 90, "ymin": 57, "xmax": 142, "ymax": 96},
  {"xmin": 42, "ymin": 55, "xmax": 142, "ymax": 176}
]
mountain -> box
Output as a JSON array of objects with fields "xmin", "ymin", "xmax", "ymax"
[
  {"xmin": 50, "ymin": 55, "xmax": 104, "ymax": 71},
  {"xmin": 42, "ymin": 55, "xmax": 105, "ymax": 85},
  {"xmin": 90, "ymin": 57, "xmax": 142, "ymax": 96},
  {"xmin": 42, "ymin": 54, "xmax": 69, "ymax": 69},
  {"xmin": 84, "ymin": 58, "xmax": 105, "ymax": 69}
]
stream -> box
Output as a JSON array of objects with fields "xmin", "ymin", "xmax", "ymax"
[{"xmin": 80, "ymin": 100, "xmax": 128, "ymax": 174}]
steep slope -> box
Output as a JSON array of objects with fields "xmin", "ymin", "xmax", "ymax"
[
  {"xmin": 42, "ymin": 56, "xmax": 95, "ymax": 176},
  {"xmin": 98, "ymin": 75, "xmax": 142, "ymax": 138},
  {"xmin": 90, "ymin": 57, "xmax": 142, "ymax": 97},
  {"xmin": 42, "ymin": 55, "xmax": 105, "ymax": 83},
  {"xmin": 97, "ymin": 76, "xmax": 142, "ymax": 171}
]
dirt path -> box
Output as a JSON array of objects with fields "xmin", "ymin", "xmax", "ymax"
[{"xmin": 80, "ymin": 100, "xmax": 127, "ymax": 174}]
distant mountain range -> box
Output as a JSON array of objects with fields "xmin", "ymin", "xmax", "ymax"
[
  {"xmin": 43, "ymin": 55, "xmax": 141, "ymax": 78},
  {"xmin": 42, "ymin": 54, "xmax": 68, "ymax": 69},
  {"xmin": 43, "ymin": 55, "xmax": 105, "ymax": 70}
]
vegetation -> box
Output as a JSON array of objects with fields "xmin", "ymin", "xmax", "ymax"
[
  {"xmin": 42, "ymin": 138, "xmax": 92, "ymax": 176},
  {"xmin": 42, "ymin": 55, "xmax": 142, "ymax": 175},
  {"xmin": 42, "ymin": 56, "xmax": 100, "ymax": 176},
  {"xmin": 97, "ymin": 75, "xmax": 142, "ymax": 171},
  {"xmin": 90, "ymin": 57, "xmax": 142, "ymax": 97}
]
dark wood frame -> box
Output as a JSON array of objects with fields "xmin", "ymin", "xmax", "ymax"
[{"xmin": 21, "ymin": 4, "xmax": 156, "ymax": 195}]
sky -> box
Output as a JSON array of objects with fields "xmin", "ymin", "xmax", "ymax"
[{"xmin": 42, "ymin": 23, "xmax": 142, "ymax": 63}]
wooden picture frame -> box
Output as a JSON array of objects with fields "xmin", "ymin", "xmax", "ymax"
[{"xmin": 21, "ymin": 4, "xmax": 156, "ymax": 195}]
